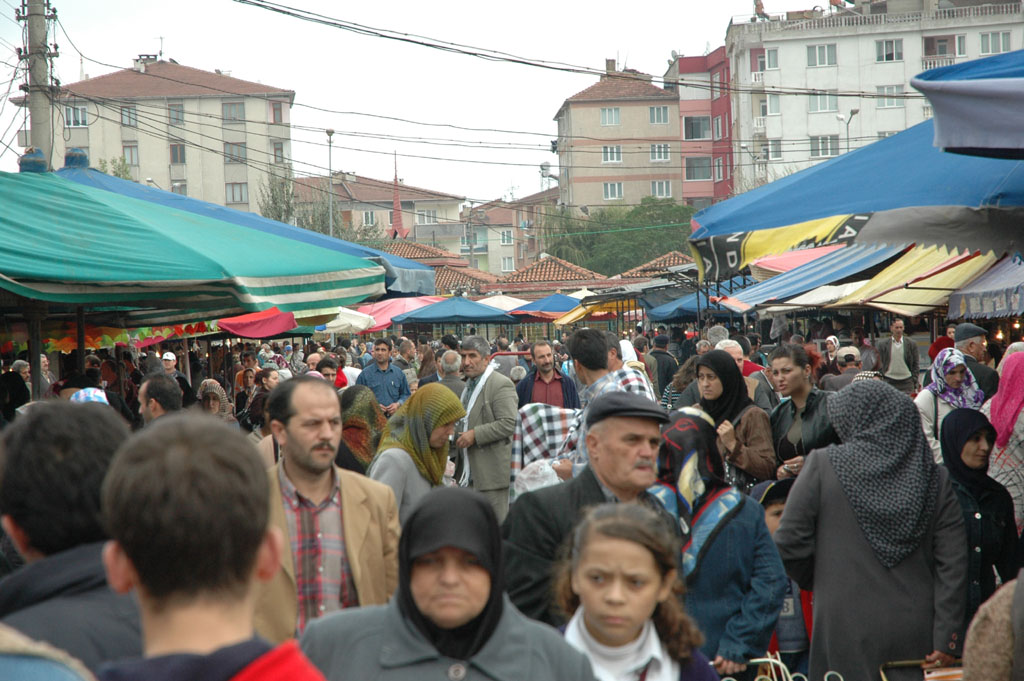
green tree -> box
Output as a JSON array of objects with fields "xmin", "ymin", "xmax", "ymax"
[
  {"xmin": 294, "ymin": 181, "xmax": 383, "ymax": 244},
  {"xmin": 97, "ymin": 156, "xmax": 131, "ymax": 180},
  {"xmin": 257, "ymin": 165, "xmax": 296, "ymax": 224}
]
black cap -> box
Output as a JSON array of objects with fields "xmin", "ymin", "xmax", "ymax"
[
  {"xmin": 954, "ymin": 322, "xmax": 987, "ymax": 343},
  {"xmin": 586, "ymin": 391, "xmax": 668, "ymax": 427},
  {"xmin": 653, "ymin": 334, "xmax": 669, "ymax": 347}
]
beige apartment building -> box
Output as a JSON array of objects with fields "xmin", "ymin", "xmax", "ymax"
[
  {"xmin": 554, "ymin": 60, "xmax": 681, "ymax": 215},
  {"xmin": 18, "ymin": 54, "xmax": 294, "ymax": 210}
]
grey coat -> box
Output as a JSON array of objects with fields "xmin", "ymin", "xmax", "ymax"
[
  {"xmin": 465, "ymin": 371, "xmax": 518, "ymax": 492},
  {"xmin": 368, "ymin": 448, "xmax": 435, "ymax": 524},
  {"xmin": 300, "ymin": 596, "xmax": 595, "ymax": 681},
  {"xmin": 774, "ymin": 451, "xmax": 966, "ymax": 681}
]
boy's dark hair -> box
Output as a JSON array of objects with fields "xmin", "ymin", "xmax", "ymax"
[
  {"xmin": 603, "ymin": 331, "xmax": 622, "ymax": 360},
  {"xmin": 340, "ymin": 339, "xmax": 352, "ymax": 350},
  {"xmin": 566, "ymin": 329, "xmax": 608, "ymax": 371},
  {"xmin": 141, "ymin": 373, "xmax": 182, "ymax": 413},
  {"xmin": 266, "ymin": 376, "xmax": 334, "ymax": 427},
  {"xmin": 317, "ymin": 356, "xmax": 339, "ymax": 372},
  {"xmin": 0, "ymin": 402, "xmax": 130, "ymax": 556},
  {"xmin": 102, "ymin": 414, "xmax": 268, "ymax": 607},
  {"xmin": 241, "ymin": 351, "xmax": 255, "ymax": 362},
  {"xmin": 374, "ymin": 338, "xmax": 392, "ymax": 350},
  {"xmin": 768, "ymin": 343, "xmax": 811, "ymax": 370},
  {"xmin": 731, "ymin": 334, "xmax": 752, "ymax": 356},
  {"xmin": 441, "ymin": 334, "xmax": 459, "ymax": 351}
]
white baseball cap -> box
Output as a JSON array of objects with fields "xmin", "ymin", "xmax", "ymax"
[{"xmin": 161, "ymin": 352, "xmax": 177, "ymax": 361}]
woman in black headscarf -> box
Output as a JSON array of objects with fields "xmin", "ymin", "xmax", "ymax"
[
  {"xmin": 299, "ymin": 487, "xmax": 594, "ymax": 681},
  {"xmin": 940, "ymin": 408, "xmax": 1020, "ymax": 628},
  {"xmin": 693, "ymin": 350, "xmax": 775, "ymax": 491}
]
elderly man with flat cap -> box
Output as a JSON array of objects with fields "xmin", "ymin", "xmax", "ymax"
[
  {"xmin": 922, "ymin": 322, "xmax": 999, "ymax": 401},
  {"xmin": 502, "ymin": 390, "xmax": 679, "ymax": 626}
]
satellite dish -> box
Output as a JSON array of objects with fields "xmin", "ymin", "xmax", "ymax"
[
  {"xmin": 540, "ymin": 161, "xmax": 550, "ymax": 174},
  {"xmin": 671, "ymin": 50, "xmax": 678, "ymax": 59}
]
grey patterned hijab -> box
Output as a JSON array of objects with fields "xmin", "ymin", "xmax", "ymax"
[{"xmin": 823, "ymin": 380, "xmax": 939, "ymax": 568}]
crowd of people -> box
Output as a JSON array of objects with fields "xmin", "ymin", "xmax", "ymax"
[{"xmin": 0, "ymin": 316, "xmax": 1022, "ymax": 680}]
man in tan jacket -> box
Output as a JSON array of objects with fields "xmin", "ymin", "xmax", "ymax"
[{"xmin": 254, "ymin": 377, "xmax": 399, "ymax": 643}]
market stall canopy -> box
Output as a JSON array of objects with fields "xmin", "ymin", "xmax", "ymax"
[
  {"xmin": 646, "ymin": 288, "xmax": 743, "ymax": 322},
  {"xmin": 688, "ymin": 120, "xmax": 1024, "ymax": 280},
  {"xmin": 218, "ymin": 307, "xmax": 296, "ymax": 339},
  {"xmin": 912, "ymin": 50, "xmax": 1024, "ymax": 159},
  {"xmin": 760, "ymin": 281, "xmax": 870, "ymax": 316},
  {"xmin": 56, "ymin": 160, "xmax": 434, "ymax": 295},
  {"xmin": 0, "ymin": 171, "xmax": 386, "ymax": 318},
  {"xmin": 553, "ymin": 299, "xmax": 640, "ymax": 326},
  {"xmin": 947, "ymin": 255, "xmax": 1024, "ymax": 319},
  {"xmin": 749, "ymin": 244, "xmax": 845, "ymax": 281},
  {"xmin": 322, "ymin": 308, "xmax": 376, "ymax": 334},
  {"xmin": 714, "ymin": 244, "xmax": 905, "ymax": 313},
  {"xmin": 475, "ymin": 294, "xmax": 529, "ymax": 311},
  {"xmin": 827, "ymin": 245, "xmax": 997, "ymax": 317},
  {"xmin": 510, "ymin": 293, "xmax": 581, "ymax": 322},
  {"xmin": 357, "ymin": 296, "xmax": 445, "ymax": 333},
  {"xmin": 567, "ymin": 288, "xmax": 597, "ymax": 299},
  {"xmin": 391, "ymin": 296, "xmax": 516, "ymax": 324}
]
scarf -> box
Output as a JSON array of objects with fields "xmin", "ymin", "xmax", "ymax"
[
  {"xmin": 825, "ymin": 335, "xmax": 840, "ymax": 360},
  {"xmin": 824, "ymin": 381, "xmax": 938, "ymax": 568},
  {"xmin": 926, "ymin": 348, "xmax": 985, "ymax": 409},
  {"xmin": 340, "ymin": 385, "xmax": 388, "ymax": 472},
  {"xmin": 397, "ymin": 487, "xmax": 504, "ymax": 660},
  {"xmin": 654, "ymin": 408, "xmax": 741, "ymax": 579},
  {"xmin": 694, "ymin": 350, "xmax": 753, "ymax": 426},
  {"xmin": 992, "ymin": 353, "xmax": 1024, "ymax": 450},
  {"xmin": 940, "ymin": 408, "xmax": 1001, "ymax": 499},
  {"xmin": 373, "ymin": 384, "xmax": 466, "ymax": 486},
  {"xmin": 199, "ymin": 379, "xmax": 234, "ymax": 421}
]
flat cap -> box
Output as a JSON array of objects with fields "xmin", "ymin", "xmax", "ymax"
[
  {"xmin": 653, "ymin": 334, "xmax": 669, "ymax": 347},
  {"xmin": 954, "ymin": 322, "xmax": 987, "ymax": 343},
  {"xmin": 586, "ymin": 391, "xmax": 668, "ymax": 427}
]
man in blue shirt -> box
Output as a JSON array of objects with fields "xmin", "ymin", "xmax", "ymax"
[{"xmin": 355, "ymin": 338, "xmax": 410, "ymax": 415}]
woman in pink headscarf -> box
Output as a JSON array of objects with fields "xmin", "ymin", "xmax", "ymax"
[{"xmin": 982, "ymin": 352, "xmax": 1024, "ymax": 532}]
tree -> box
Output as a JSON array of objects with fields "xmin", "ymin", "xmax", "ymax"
[
  {"xmin": 257, "ymin": 165, "xmax": 296, "ymax": 224},
  {"xmin": 97, "ymin": 156, "xmax": 131, "ymax": 180},
  {"xmin": 293, "ymin": 179, "xmax": 383, "ymax": 244}
]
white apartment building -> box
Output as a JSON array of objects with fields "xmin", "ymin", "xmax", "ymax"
[
  {"xmin": 19, "ymin": 54, "xmax": 294, "ymax": 210},
  {"xmin": 726, "ymin": 0, "xmax": 1022, "ymax": 193}
]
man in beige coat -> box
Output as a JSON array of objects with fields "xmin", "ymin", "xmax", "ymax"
[{"xmin": 253, "ymin": 377, "xmax": 399, "ymax": 643}]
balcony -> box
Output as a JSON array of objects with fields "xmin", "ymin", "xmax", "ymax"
[
  {"xmin": 753, "ymin": 116, "xmax": 767, "ymax": 134},
  {"xmin": 921, "ymin": 55, "xmax": 957, "ymax": 70},
  {"xmin": 751, "ymin": 71, "xmax": 765, "ymax": 86}
]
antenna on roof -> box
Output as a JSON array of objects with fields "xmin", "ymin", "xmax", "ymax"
[{"xmin": 158, "ymin": 36, "xmax": 164, "ymax": 59}]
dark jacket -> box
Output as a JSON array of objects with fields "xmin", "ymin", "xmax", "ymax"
[
  {"xmin": 923, "ymin": 354, "xmax": 1000, "ymax": 403},
  {"xmin": 502, "ymin": 466, "xmax": 677, "ymax": 626},
  {"xmin": 769, "ymin": 389, "xmax": 840, "ymax": 467},
  {"xmin": 649, "ymin": 348, "xmax": 679, "ymax": 398},
  {"xmin": 515, "ymin": 368, "xmax": 581, "ymax": 409},
  {"xmin": 417, "ymin": 372, "xmax": 439, "ymax": 386},
  {"xmin": 97, "ymin": 639, "xmax": 324, "ymax": 681},
  {"xmin": 876, "ymin": 336, "xmax": 921, "ymax": 385},
  {"xmin": 0, "ymin": 542, "xmax": 142, "ymax": 671}
]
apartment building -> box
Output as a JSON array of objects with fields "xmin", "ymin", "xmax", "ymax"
[
  {"xmin": 554, "ymin": 60, "xmax": 681, "ymax": 215},
  {"xmin": 20, "ymin": 54, "xmax": 294, "ymax": 210},
  {"xmin": 726, "ymin": 0, "xmax": 1022, "ymax": 192},
  {"xmin": 663, "ymin": 47, "xmax": 734, "ymax": 209}
]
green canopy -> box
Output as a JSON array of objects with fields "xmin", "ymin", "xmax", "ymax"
[{"xmin": 0, "ymin": 171, "xmax": 386, "ymax": 317}]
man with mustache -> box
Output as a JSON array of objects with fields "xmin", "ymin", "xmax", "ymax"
[{"xmin": 253, "ymin": 377, "xmax": 400, "ymax": 643}]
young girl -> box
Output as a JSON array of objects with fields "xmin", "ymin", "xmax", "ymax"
[{"xmin": 554, "ymin": 503, "xmax": 718, "ymax": 681}]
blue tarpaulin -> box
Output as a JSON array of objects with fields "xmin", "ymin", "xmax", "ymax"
[
  {"xmin": 56, "ymin": 162, "xmax": 434, "ymax": 296},
  {"xmin": 948, "ymin": 255, "xmax": 1024, "ymax": 319},
  {"xmin": 391, "ymin": 296, "xmax": 516, "ymax": 324},
  {"xmin": 511, "ymin": 293, "xmax": 579, "ymax": 314},
  {"xmin": 646, "ymin": 276, "xmax": 751, "ymax": 322}
]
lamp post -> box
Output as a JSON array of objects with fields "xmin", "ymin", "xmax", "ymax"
[
  {"xmin": 836, "ymin": 108, "xmax": 859, "ymax": 153},
  {"xmin": 326, "ymin": 128, "xmax": 335, "ymax": 238}
]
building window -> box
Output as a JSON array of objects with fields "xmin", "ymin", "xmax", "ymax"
[
  {"xmin": 171, "ymin": 182, "xmax": 186, "ymax": 196},
  {"xmin": 225, "ymin": 182, "xmax": 249, "ymax": 204},
  {"xmin": 766, "ymin": 94, "xmax": 781, "ymax": 115},
  {"xmin": 273, "ymin": 141, "xmax": 285, "ymax": 164},
  {"xmin": 501, "ymin": 256, "xmax": 514, "ymax": 272},
  {"xmin": 684, "ymin": 116, "xmax": 711, "ymax": 140},
  {"xmin": 500, "ymin": 230, "xmax": 513, "ymax": 245},
  {"xmin": 363, "ymin": 211, "xmax": 375, "ymax": 226},
  {"xmin": 651, "ymin": 180, "xmax": 672, "ymax": 198},
  {"xmin": 981, "ymin": 31, "xmax": 1011, "ymax": 55},
  {"xmin": 685, "ymin": 157, "xmax": 712, "ymax": 181},
  {"xmin": 224, "ymin": 142, "xmax": 246, "ymax": 163},
  {"xmin": 120, "ymin": 106, "xmax": 137, "ymax": 127},
  {"xmin": 388, "ymin": 210, "xmax": 394, "ymax": 225},
  {"xmin": 602, "ymin": 182, "xmax": 623, "ymax": 200},
  {"xmin": 809, "ymin": 90, "xmax": 838, "ymax": 113},
  {"xmin": 878, "ymin": 131, "xmax": 898, "ymax": 139},
  {"xmin": 713, "ymin": 116, "xmax": 722, "ymax": 140},
  {"xmin": 600, "ymin": 107, "xmax": 620, "ymax": 126},
  {"xmin": 602, "ymin": 145, "xmax": 622, "ymax": 163},
  {"xmin": 222, "ymin": 102, "xmax": 245, "ymax": 122},
  {"xmin": 713, "ymin": 158, "xmax": 724, "ymax": 182},
  {"xmin": 122, "ymin": 144, "xmax": 139, "ymax": 166},
  {"xmin": 765, "ymin": 139, "xmax": 782, "ymax": 160},
  {"xmin": 956, "ymin": 35, "xmax": 967, "ymax": 56},
  {"xmin": 64, "ymin": 105, "xmax": 87, "ymax": 127},
  {"xmin": 876, "ymin": 85, "xmax": 905, "ymax": 108},
  {"xmin": 876, "ymin": 39, "xmax": 903, "ymax": 62},
  {"xmin": 809, "ymin": 135, "xmax": 840, "ymax": 158},
  {"xmin": 766, "ymin": 48, "xmax": 778, "ymax": 69},
  {"xmin": 416, "ymin": 210, "xmax": 438, "ymax": 224},
  {"xmin": 807, "ymin": 43, "xmax": 837, "ymax": 67},
  {"xmin": 169, "ymin": 143, "xmax": 186, "ymax": 164},
  {"xmin": 650, "ymin": 143, "xmax": 670, "ymax": 162},
  {"xmin": 650, "ymin": 106, "xmax": 670, "ymax": 124},
  {"xmin": 271, "ymin": 101, "xmax": 283, "ymax": 123},
  {"xmin": 712, "ymin": 72, "xmax": 722, "ymax": 99},
  {"xmin": 168, "ymin": 102, "xmax": 184, "ymax": 126}
]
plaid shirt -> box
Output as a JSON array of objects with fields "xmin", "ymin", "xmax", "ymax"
[
  {"xmin": 511, "ymin": 403, "xmax": 577, "ymax": 494},
  {"xmin": 277, "ymin": 464, "xmax": 358, "ymax": 636},
  {"xmin": 562, "ymin": 367, "xmax": 659, "ymax": 466}
]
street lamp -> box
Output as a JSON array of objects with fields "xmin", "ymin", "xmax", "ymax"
[
  {"xmin": 835, "ymin": 108, "xmax": 859, "ymax": 153},
  {"xmin": 326, "ymin": 128, "xmax": 335, "ymax": 238}
]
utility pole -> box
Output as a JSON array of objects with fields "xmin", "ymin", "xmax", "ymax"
[
  {"xmin": 326, "ymin": 128, "xmax": 334, "ymax": 238},
  {"xmin": 19, "ymin": 0, "xmax": 55, "ymax": 168}
]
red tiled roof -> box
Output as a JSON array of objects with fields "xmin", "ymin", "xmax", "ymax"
[
  {"xmin": 462, "ymin": 199, "xmax": 516, "ymax": 225},
  {"xmin": 501, "ymin": 256, "xmax": 605, "ymax": 284},
  {"xmin": 61, "ymin": 60, "xmax": 293, "ymax": 99},
  {"xmin": 381, "ymin": 241, "xmax": 461, "ymax": 261},
  {"xmin": 618, "ymin": 251, "xmax": 694, "ymax": 279},
  {"xmin": 565, "ymin": 73, "xmax": 676, "ymax": 104},
  {"xmin": 295, "ymin": 174, "xmax": 464, "ymax": 204},
  {"xmin": 435, "ymin": 265, "xmax": 499, "ymax": 291}
]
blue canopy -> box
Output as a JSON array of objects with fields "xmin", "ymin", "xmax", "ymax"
[
  {"xmin": 511, "ymin": 293, "xmax": 579, "ymax": 314},
  {"xmin": 948, "ymin": 255, "xmax": 1024, "ymax": 319},
  {"xmin": 56, "ymin": 163, "xmax": 434, "ymax": 296},
  {"xmin": 646, "ymin": 276, "xmax": 751, "ymax": 322},
  {"xmin": 912, "ymin": 49, "xmax": 1024, "ymax": 158},
  {"xmin": 714, "ymin": 244, "xmax": 906, "ymax": 312},
  {"xmin": 688, "ymin": 120, "xmax": 1024, "ymax": 279},
  {"xmin": 391, "ymin": 296, "xmax": 516, "ymax": 324}
]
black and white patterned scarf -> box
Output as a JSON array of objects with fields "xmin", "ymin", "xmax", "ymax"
[{"xmin": 822, "ymin": 380, "xmax": 939, "ymax": 568}]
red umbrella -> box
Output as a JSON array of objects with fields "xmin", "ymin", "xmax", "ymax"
[{"xmin": 218, "ymin": 307, "xmax": 297, "ymax": 339}]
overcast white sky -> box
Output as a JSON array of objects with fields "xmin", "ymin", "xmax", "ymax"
[{"xmin": 0, "ymin": 0, "xmax": 821, "ymax": 204}]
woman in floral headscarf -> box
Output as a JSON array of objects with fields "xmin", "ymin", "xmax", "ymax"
[
  {"xmin": 335, "ymin": 384, "xmax": 388, "ymax": 474},
  {"xmin": 915, "ymin": 347, "xmax": 985, "ymax": 463}
]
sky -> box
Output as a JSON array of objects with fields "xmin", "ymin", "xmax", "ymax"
[{"xmin": 0, "ymin": 0, "xmax": 822, "ymax": 205}]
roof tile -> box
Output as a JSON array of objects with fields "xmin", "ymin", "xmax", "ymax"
[
  {"xmin": 565, "ymin": 73, "xmax": 676, "ymax": 103},
  {"xmin": 501, "ymin": 256, "xmax": 605, "ymax": 284},
  {"xmin": 62, "ymin": 60, "xmax": 292, "ymax": 99},
  {"xmin": 380, "ymin": 241, "xmax": 461, "ymax": 261},
  {"xmin": 618, "ymin": 251, "xmax": 694, "ymax": 279},
  {"xmin": 435, "ymin": 265, "xmax": 499, "ymax": 291},
  {"xmin": 294, "ymin": 174, "xmax": 464, "ymax": 204}
]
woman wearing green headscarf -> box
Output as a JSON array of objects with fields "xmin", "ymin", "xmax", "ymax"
[{"xmin": 368, "ymin": 383, "xmax": 466, "ymax": 523}]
